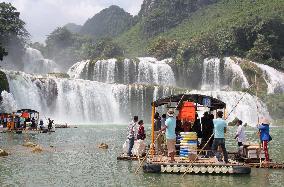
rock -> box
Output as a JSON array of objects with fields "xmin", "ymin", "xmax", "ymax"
[
  {"xmin": 32, "ymin": 145, "xmax": 43, "ymax": 153},
  {"xmin": 0, "ymin": 149, "xmax": 8, "ymax": 157},
  {"xmin": 23, "ymin": 142, "xmax": 37, "ymax": 148},
  {"xmin": 50, "ymin": 145, "xmax": 54, "ymax": 148},
  {"xmin": 98, "ymin": 143, "xmax": 109, "ymax": 149}
]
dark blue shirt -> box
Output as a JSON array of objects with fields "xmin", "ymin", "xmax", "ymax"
[{"xmin": 257, "ymin": 123, "xmax": 270, "ymax": 141}]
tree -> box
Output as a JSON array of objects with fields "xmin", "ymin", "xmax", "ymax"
[
  {"xmin": 247, "ymin": 34, "xmax": 272, "ymax": 62},
  {"xmin": 0, "ymin": 2, "xmax": 29, "ymax": 61}
]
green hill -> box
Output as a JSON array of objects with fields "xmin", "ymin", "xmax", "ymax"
[
  {"xmin": 115, "ymin": 0, "xmax": 284, "ymax": 69},
  {"xmin": 80, "ymin": 5, "xmax": 136, "ymax": 40},
  {"xmin": 64, "ymin": 23, "xmax": 82, "ymax": 33}
]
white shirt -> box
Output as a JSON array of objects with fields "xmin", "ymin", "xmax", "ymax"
[{"xmin": 236, "ymin": 125, "xmax": 246, "ymax": 143}]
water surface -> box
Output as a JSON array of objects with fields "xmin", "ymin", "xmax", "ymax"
[{"xmin": 0, "ymin": 125, "xmax": 283, "ymax": 187}]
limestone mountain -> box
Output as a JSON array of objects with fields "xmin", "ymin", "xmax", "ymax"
[
  {"xmin": 138, "ymin": 0, "xmax": 218, "ymax": 37},
  {"xmin": 64, "ymin": 23, "xmax": 82, "ymax": 33},
  {"xmin": 80, "ymin": 5, "xmax": 135, "ymax": 40}
]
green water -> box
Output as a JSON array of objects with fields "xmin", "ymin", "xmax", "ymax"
[{"xmin": 0, "ymin": 125, "xmax": 283, "ymax": 187}]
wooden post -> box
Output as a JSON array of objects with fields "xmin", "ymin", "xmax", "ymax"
[{"xmin": 151, "ymin": 105, "xmax": 156, "ymax": 156}]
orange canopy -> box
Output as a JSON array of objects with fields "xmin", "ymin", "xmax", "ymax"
[{"xmin": 178, "ymin": 102, "xmax": 196, "ymax": 122}]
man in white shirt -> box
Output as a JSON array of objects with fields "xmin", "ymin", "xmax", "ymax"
[{"xmin": 234, "ymin": 120, "xmax": 246, "ymax": 146}]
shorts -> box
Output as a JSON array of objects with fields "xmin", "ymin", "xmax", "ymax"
[{"xmin": 167, "ymin": 139, "xmax": 176, "ymax": 154}]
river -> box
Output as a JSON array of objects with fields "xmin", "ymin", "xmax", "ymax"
[{"xmin": 0, "ymin": 125, "xmax": 283, "ymax": 187}]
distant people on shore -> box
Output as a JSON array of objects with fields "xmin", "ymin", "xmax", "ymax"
[
  {"xmin": 137, "ymin": 120, "xmax": 146, "ymax": 140},
  {"xmin": 39, "ymin": 119, "xmax": 44, "ymax": 130},
  {"xmin": 212, "ymin": 111, "xmax": 229, "ymax": 163},
  {"xmin": 235, "ymin": 120, "xmax": 246, "ymax": 147},
  {"xmin": 48, "ymin": 118, "xmax": 54, "ymax": 131},
  {"xmin": 257, "ymin": 118, "xmax": 271, "ymax": 162},
  {"xmin": 127, "ymin": 116, "xmax": 138, "ymax": 157}
]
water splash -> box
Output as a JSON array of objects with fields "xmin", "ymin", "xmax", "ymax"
[
  {"xmin": 23, "ymin": 48, "xmax": 60, "ymax": 74},
  {"xmin": 68, "ymin": 60, "xmax": 90, "ymax": 79},
  {"xmin": 253, "ymin": 62, "xmax": 284, "ymax": 94}
]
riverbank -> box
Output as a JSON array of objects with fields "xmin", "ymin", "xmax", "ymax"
[{"xmin": 0, "ymin": 125, "xmax": 283, "ymax": 186}]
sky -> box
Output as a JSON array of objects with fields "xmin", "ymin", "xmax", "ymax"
[{"xmin": 3, "ymin": 0, "xmax": 144, "ymax": 42}]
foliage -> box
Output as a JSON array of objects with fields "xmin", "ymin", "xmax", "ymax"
[
  {"xmin": 82, "ymin": 38, "xmax": 124, "ymax": 60},
  {"xmin": 64, "ymin": 23, "xmax": 82, "ymax": 33},
  {"xmin": 0, "ymin": 2, "xmax": 29, "ymax": 63},
  {"xmin": 80, "ymin": 5, "xmax": 135, "ymax": 40},
  {"xmin": 264, "ymin": 94, "xmax": 284, "ymax": 120},
  {"xmin": 0, "ymin": 70, "xmax": 9, "ymax": 93},
  {"xmin": 43, "ymin": 27, "xmax": 93, "ymax": 69},
  {"xmin": 139, "ymin": 0, "xmax": 218, "ymax": 37},
  {"xmin": 116, "ymin": 0, "xmax": 284, "ymax": 70},
  {"xmin": 147, "ymin": 37, "xmax": 179, "ymax": 60}
]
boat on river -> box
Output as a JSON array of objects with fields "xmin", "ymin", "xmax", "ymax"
[{"xmin": 142, "ymin": 94, "xmax": 251, "ymax": 175}]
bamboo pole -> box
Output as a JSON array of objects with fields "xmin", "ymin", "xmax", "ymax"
[{"xmin": 151, "ymin": 105, "xmax": 156, "ymax": 156}]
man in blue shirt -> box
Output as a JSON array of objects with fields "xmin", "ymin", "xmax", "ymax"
[
  {"xmin": 212, "ymin": 111, "xmax": 229, "ymax": 163},
  {"xmin": 160, "ymin": 109, "xmax": 176, "ymax": 162}
]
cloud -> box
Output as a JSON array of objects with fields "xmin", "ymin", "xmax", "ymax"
[{"xmin": 3, "ymin": 0, "xmax": 144, "ymax": 42}]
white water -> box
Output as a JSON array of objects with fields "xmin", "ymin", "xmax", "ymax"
[
  {"xmin": 190, "ymin": 90, "xmax": 270, "ymax": 126},
  {"xmin": 254, "ymin": 62, "xmax": 284, "ymax": 94},
  {"xmin": 137, "ymin": 57, "xmax": 176, "ymax": 86},
  {"xmin": 67, "ymin": 57, "xmax": 176, "ymax": 86},
  {"xmin": 224, "ymin": 57, "xmax": 250, "ymax": 89},
  {"xmin": 201, "ymin": 58, "xmax": 221, "ymax": 90},
  {"xmin": 23, "ymin": 48, "xmax": 60, "ymax": 74},
  {"xmin": 67, "ymin": 60, "xmax": 89, "ymax": 79},
  {"xmin": 1, "ymin": 70, "xmax": 178, "ymax": 123}
]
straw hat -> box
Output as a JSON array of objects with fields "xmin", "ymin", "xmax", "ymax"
[{"xmin": 167, "ymin": 109, "xmax": 175, "ymax": 117}]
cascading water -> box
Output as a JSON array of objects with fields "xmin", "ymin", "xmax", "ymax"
[
  {"xmin": 1, "ymin": 70, "xmax": 181, "ymax": 123},
  {"xmin": 223, "ymin": 57, "xmax": 250, "ymax": 89},
  {"xmin": 201, "ymin": 58, "xmax": 221, "ymax": 90},
  {"xmin": 253, "ymin": 62, "xmax": 284, "ymax": 94},
  {"xmin": 190, "ymin": 90, "xmax": 270, "ymax": 126},
  {"xmin": 23, "ymin": 47, "xmax": 60, "ymax": 74},
  {"xmin": 67, "ymin": 57, "xmax": 176, "ymax": 86},
  {"xmin": 67, "ymin": 60, "xmax": 89, "ymax": 79}
]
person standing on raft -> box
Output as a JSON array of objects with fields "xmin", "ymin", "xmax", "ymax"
[
  {"xmin": 48, "ymin": 118, "xmax": 54, "ymax": 131},
  {"xmin": 137, "ymin": 120, "xmax": 146, "ymax": 140},
  {"xmin": 160, "ymin": 109, "xmax": 176, "ymax": 162},
  {"xmin": 234, "ymin": 120, "xmax": 246, "ymax": 147},
  {"xmin": 212, "ymin": 111, "xmax": 229, "ymax": 163},
  {"xmin": 127, "ymin": 116, "xmax": 138, "ymax": 157},
  {"xmin": 257, "ymin": 118, "xmax": 271, "ymax": 163}
]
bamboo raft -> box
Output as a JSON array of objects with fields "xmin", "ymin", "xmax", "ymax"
[{"xmin": 143, "ymin": 156, "xmax": 251, "ymax": 174}]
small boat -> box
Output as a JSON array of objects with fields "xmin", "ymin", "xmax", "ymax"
[{"xmin": 141, "ymin": 94, "xmax": 251, "ymax": 175}]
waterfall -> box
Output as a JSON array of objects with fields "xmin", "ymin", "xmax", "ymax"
[
  {"xmin": 1, "ymin": 70, "xmax": 182, "ymax": 123},
  {"xmin": 67, "ymin": 57, "xmax": 176, "ymax": 86},
  {"xmin": 93, "ymin": 59, "xmax": 117, "ymax": 83},
  {"xmin": 67, "ymin": 60, "xmax": 90, "ymax": 79},
  {"xmin": 201, "ymin": 58, "xmax": 220, "ymax": 90},
  {"xmin": 137, "ymin": 57, "xmax": 176, "ymax": 86},
  {"xmin": 23, "ymin": 47, "xmax": 60, "ymax": 74},
  {"xmin": 223, "ymin": 57, "xmax": 250, "ymax": 89},
  {"xmin": 190, "ymin": 90, "xmax": 270, "ymax": 126},
  {"xmin": 253, "ymin": 62, "xmax": 284, "ymax": 94}
]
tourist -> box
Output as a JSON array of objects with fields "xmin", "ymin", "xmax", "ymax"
[
  {"xmin": 161, "ymin": 114, "xmax": 166, "ymax": 127},
  {"xmin": 257, "ymin": 118, "xmax": 271, "ymax": 162},
  {"xmin": 234, "ymin": 120, "xmax": 246, "ymax": 146},
  {"xmin": 154, "ymin": 112, "xmax": 163, "ymax": 154},
  {"xmin": 39, "ymin": 119, "xmax": 44, "ymax": 130},
  {"xmin": 48, "ymin": 118, "xmax": 54, "ymax": 131},
  {"xmin": 211, "ymin": 111, "xmax": 229, "ymax": 163},
  {"xmin": 31, "ymin": 117, "xmax": 36, "ymax": 129},
  {"xmin": 127, "ymin": 116, "xmax": 138, "ymax": 156},
  {"xmin": 160, "ymin": 109, "xmax": 176, "ymax": 162},
  {"xmin": 192, "ymin": 113, "xmax": 202, "ymax": 139},
  {"xmin": 137, "ymin": 120, "xmax": 146, "ymax": 140},
  {"xmin": 200, "ymin": 112, "xmax": 213, "ymax": 149}
]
